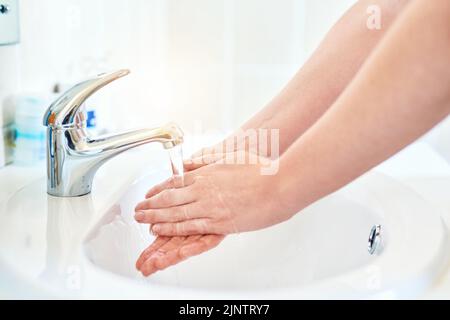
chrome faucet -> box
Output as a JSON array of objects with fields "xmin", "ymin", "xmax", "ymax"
[{"xmin": 43, "ymin": 70, "xmax": 183, "ymax": 197}]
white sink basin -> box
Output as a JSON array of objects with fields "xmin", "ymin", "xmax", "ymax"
[
  {"xmin": 0, "ymin": 147, "xmax": 448, "ymax": 299},
  {"xmin": 83, "ymin": 171, "xmax": 448, "ymax": 299}
]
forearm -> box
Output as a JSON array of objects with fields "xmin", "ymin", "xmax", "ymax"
[
  {"xmin": 238, "ymin": 0, "xmax": 410, "ymax": 155},
  {"xmin": 278, "ymin": 0, "xmax": 450, "ymax": 215}
]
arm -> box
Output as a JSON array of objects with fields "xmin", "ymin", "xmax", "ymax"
[
  {"xmin": 199, "ymin": 0, "xmax": 411, "ymax": 157},
  {"xmin": 278, "ymin": 0, "xmax": 450, "ymax": 216},
  {"xmin": 136, "ymin": 0, "xmax": 450, "ymax": 238}
]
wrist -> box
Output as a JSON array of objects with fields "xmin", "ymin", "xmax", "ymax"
[{"xmin": 273, "ymin": 152, "xmax": 315, "ymax": 218}]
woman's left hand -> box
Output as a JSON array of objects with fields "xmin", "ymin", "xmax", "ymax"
[{"xmin": 134, "ymin": 152, "xmax": 291, "ymax": 236}]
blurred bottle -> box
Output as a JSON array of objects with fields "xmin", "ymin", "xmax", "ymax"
[{"xmin": 13, "ymin": 95, "xmax": 49, "ymax": 166}]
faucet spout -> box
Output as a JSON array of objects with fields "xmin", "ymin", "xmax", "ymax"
[
  {"xmin": 46, "ymin": 122, "xmax": 183, "ymax": 198},
  {"xmin": 88, "ymin": 123, "xmax": 184, "ymax": 155}
]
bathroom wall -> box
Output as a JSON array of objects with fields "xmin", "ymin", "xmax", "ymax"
[
  {"xmin": 10, "ymin": 0, "xmax": 355, "ymax": 135},
  {"xmin": 0, "ymin": 46, "xmax": 20, "ymax": 106}
]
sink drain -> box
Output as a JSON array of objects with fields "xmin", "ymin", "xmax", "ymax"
[{"xmin": 368, "ymin": 225, "xmax": 382, "ymax": 255}]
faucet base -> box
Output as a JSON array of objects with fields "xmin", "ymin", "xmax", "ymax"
[{"xmin": 47, "ymin": 190, "xmax": 92, "ymax": 198}]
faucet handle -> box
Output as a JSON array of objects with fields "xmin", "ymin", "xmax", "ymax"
[{"xmin": 43, "ymin": 69, "xmax": 130, "ymax": 128}]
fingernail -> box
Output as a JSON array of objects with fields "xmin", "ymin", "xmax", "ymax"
[
  {"xmin": 152, "ymin": 225, "xmax": 161, "ymax": 234},
  {"xmin": 134, "ymin": 211, "xmax": 145, "ymax": 221}
]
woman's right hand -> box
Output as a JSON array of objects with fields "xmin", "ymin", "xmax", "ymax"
[{"xmin": 136, "ymin": 133, "xmax": 267, "ymax": 276}]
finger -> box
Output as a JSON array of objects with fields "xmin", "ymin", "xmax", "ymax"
[
  {"xmin": 139, "ymin": 236, "xmax": 190, "ymax": 276},
  {"xmin": 151, "ymin": 219, "xmax": 218, "ymax": 237},
  {"xmin": 140, "ymin": 249, "xmax": 182, "ymax": 276},
  {"xmin": 135, "ymin": 236, "xmax": 171, "ymax": 270},
  {"xmin": 183, "ymin": 159, "xmax": 207, "ymax": 172},
  {"xmin": 146, "ymin": 236, "xmax": 215, "ymax": 273},
  {"xmin": 188, "ymin": 142, "xmax": 227, "ymax": 162},
  {"xmin": 180, "ymin": 235, "xmax": 225, "ymax": 258},
  {"xmin": 140, "ymin": 235, "xmax": 221, "ymax": 276},
  {"xmin": 183, "ymin": 153, "xmax": 226, "ymax": 172},
  {"xmin": 190, "ymin": 146, "xmax": 219, "ymax": 159},
  {"xmin": 144, "ymin": 175, "xmax": 192, "ymax": 199},
  {"xmin": 135, "ymin": 202, "xmax": 207, "ymax": 224},
  {"xmin": 136, "ymin": 183, "xmax": 197, "ymax": 211}
]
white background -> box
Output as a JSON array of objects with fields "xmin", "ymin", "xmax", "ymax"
[{"xmin": 4, "ymin": 0, "xmax": 354, "ymax": 134}]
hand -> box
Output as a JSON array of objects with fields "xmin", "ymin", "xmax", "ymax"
[
  {"xmin": 136, "ymin": 234, "xmax": 224, "ymax": 277},
  {"xmin": 135, "ymin": 144, "xmax": 232, "ymax": 277},
  {"xmin": 134, "ymin": 152, "xmax": 290, "ymax": 236}
]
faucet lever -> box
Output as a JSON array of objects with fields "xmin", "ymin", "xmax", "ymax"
[{"xmin": 43, "ymin": 69, "xmax": 130, "ymax": 128}]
